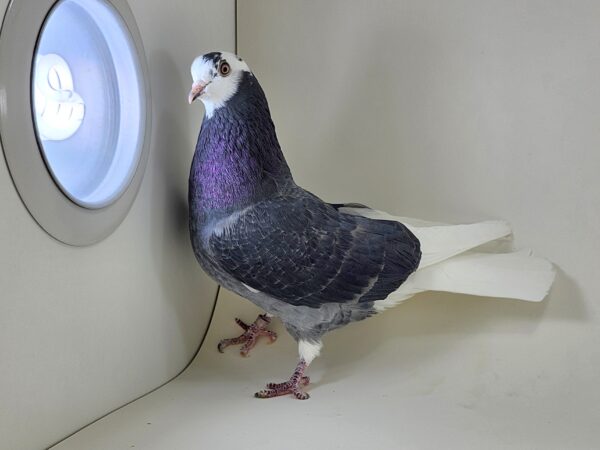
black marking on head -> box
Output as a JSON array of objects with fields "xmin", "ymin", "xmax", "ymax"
[
  {"xmin": 237, "ymin": 56, "xmax": 243, "ymax": 61},
  {"xmin": 202, "ymin": 52, "xmax": 222, "ymax": 66}
]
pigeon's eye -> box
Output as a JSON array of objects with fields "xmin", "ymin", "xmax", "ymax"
[{"xmin": 219, "ymin": 61, "xmax": 231, "ymax": 77}]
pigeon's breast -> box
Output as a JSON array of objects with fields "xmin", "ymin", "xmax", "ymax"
[{"xmin": 189, "ymin": 205, "xmax": 252, "ymax": 280}]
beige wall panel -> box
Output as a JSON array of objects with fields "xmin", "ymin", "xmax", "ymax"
[
  {"xmin": 0, "ymin": 1, "xmax": 234, "ymax": 449},
  {"xmin": 234, "ymin": 1, "xmax": 600, "ymax": 447}
]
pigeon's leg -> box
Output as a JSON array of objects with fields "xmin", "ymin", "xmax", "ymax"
[
  {"xmin": 217, "ymin": 313, "xmax": 277, "ymax": 356},
  {"xmin": 255, "ymin": 340, "xmax": 322, "ymax": 400}
]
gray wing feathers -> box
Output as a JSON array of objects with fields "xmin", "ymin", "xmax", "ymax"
[{"xmin": 208, "ymin": 191, "xmax": 421, "ymax": 308}]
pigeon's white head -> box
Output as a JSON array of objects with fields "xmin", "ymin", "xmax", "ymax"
[{"xmin": 188, "ymin": 51, "xmax": 251, "ymax": 117}]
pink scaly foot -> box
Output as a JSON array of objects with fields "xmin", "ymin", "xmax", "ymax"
[
  {"xmin": 255, "ymin": 359, "xmax": 311, "ymax": 400},
  {"xmin": 217, "ymin": 314, "xmax": 277, "ymax": 357}
]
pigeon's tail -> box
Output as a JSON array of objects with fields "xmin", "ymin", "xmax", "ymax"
[
  {"xmin": 336, "ymin": 206, "xmax": 555, "ymax": 311},
  {"xmin": 403, "ymin": 248, "xmax": 555, "ymax": 300}
]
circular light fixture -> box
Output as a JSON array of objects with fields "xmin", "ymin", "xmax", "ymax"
[
  {"xmin": 0, "ymin": 0, "xmax": 151, "ymax": 245},
  {"xmin": 33, "ymin": 0, "xmax": 145, "ymax": 209}
]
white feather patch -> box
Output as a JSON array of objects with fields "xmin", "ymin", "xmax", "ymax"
[
  {"xmin": 374, "ymin": 249, "xmax": 555, "ymax": 312},
  {"xmin": 407, "ymin": 250, "xmax": 555, "ymax": 301},
  {"xmin": 298, "ymin": 340, "xmax": 322, "ymax": 365},
  {"xmin": 207, "ymin": 206, "xmax": 251, "ymax": 240},
  {"xmin": 373, "ymin": 280, "xmax": 421, "ymax": 312},
  {"xmin": 243, "ymin": 283, "xmax": 259, "ymax": 294},
  {"xmin": 190, "ymin": 51, "xmax": 251, "ymax": 118}
]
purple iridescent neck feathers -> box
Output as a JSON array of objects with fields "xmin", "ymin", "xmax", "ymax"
[{"xmin": 189, "ymin": 72, "xmax": 291, "ymax": 215}]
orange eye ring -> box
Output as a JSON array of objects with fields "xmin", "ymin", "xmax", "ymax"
[{"xmin": 219, "ymin": 61, "xmax": 231, "ymax": 76}]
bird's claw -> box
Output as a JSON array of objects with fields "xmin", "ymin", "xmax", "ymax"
[
  {"xmin": 265, "ymin": 376, "xmax": 310, "ymax": 390},
  {"xmin": 254, "ymin": 359, "xmax": 310, "ymax": 400},
  {"xmin": 255, "ymin": 376, "xmax": 310, "ymax": 400},
  {"xmin": 217, "ymin": 314, "xmax": 277, "ymax": 356}
]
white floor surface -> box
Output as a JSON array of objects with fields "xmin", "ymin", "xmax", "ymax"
[{"xmin": 51, "ymin": 288, "xmax": 598, "ymax": 450}]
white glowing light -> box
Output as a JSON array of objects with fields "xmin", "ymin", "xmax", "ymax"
[
  {"xmin": 33, "ymin": 53, "xmax": 85, "ymax": 141},
  {"xmin": 32, "ymin": 0, "xmax": 145, "ymax": 209}
]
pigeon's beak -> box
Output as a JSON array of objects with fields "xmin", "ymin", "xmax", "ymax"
[{"xmin": 188, "ymin": 81, "xmax": 208, "ymax": 104}]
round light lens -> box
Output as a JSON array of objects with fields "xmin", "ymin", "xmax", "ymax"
[{"xmin": 32, "ymin": 0, "xmax": 145, "ymax": 209}]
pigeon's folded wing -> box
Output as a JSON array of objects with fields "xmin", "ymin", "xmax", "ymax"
[{"xmin": 207, "ymin": 191, "xmax": 421, "ymax": 308}]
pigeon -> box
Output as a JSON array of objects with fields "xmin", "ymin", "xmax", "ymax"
[{"xmin": 187, "ymin": 51, "xmax": 555, "ymax": 400}]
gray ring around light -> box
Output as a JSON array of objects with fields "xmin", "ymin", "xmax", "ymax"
[{"xmin": 0, "ymin": 0, "xmax": 152, "ymax": 246}]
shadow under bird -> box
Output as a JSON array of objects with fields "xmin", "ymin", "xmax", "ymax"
[{"xmin": 187, "ymin": 51, "xmax": 555, "ymax": 400}]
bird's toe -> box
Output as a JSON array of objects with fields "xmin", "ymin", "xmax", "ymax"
[{"xmin": 217, "ymin": 314, "xmax": 276, "ymax": 356}]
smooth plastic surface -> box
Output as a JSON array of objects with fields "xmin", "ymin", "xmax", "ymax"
[
  {"xmin": 0, "ymin": 0, "xmax": 151, "ymax": 245},
  {"xmin": 51, "ymin": 289, "xmax": 598, "ymax": 450},
  {"xmin": 236, "ymin": 1, "xmax": 600, "ymax": 447},
  {"xmin": 0, "ymin": 1, "xmax": 233, "ymax": 449},
  {"xmin": 53, "ymin": 290, "xmax": 462, "ymax": 450},
  {"xmin": 33, "ymin": 0, "xmax": 145, "ymax": 208}
]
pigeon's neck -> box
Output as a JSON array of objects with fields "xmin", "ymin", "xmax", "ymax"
[{"xmin": 190, "ymin": 72, "xmax": 292, "ymax": 215}]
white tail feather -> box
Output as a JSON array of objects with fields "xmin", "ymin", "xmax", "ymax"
[
  {"xmin": 406, "ymin": 250, "xmax": 555, "ymax": 301},
  {"xmin": 406, "ymin": 220, "xmax": 512, "ymax": 268},
  {"xmin": 338, "ymin": 207, "xmax": 555, "ymax": 310}
]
